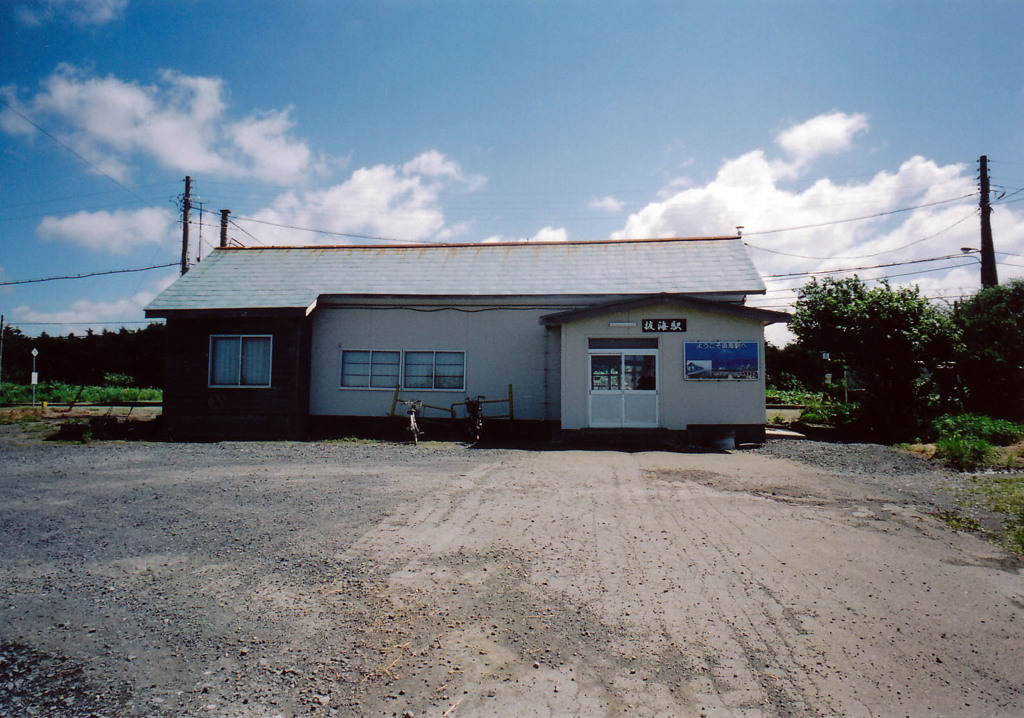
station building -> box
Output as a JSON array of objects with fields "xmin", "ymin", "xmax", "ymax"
[{"xmin": 144, "ymin": 237, "xmax": 788, "ymax": 443}]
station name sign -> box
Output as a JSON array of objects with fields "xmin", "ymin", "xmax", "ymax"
[{"xmin": 642, "ymin": 319, "xmax": 686, "ymax": 332}]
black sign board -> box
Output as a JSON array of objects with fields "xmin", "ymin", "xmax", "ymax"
[{"xmin": 642, "ymin": 319, "xmax": 686, "ymax": 333}]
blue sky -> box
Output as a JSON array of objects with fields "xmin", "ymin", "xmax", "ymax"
[{"xmin": 3, "ymin": 0, "xmax": 1024, "ymax": 344}]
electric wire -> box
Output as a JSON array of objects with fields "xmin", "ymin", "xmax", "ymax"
[
  {"xmin": 761, "ymin": 252, "xmax": 971, "ymax": 279},
  {"xmin": 744, "ymin": 212, "xmax": 975, "ymax": 260},
  {"xmin": 740, "ymin": 192, "xmax": 977, "ymax": 238},
  {"xmin": 0, "ymin": 99, "xmax": 151, "ymax": 206},
  {"xmin": 230, "ymin": 215, "xmax": 432, "ymax": 244},
  {"xmin": 0, "ymin": 263, "xmax": 177, "ymax": 287}
]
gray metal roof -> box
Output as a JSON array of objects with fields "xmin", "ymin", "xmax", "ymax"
[
  {"xmin": 541, "ymin": 294, "xmax": 789, "ymax": 326},
  {"xmin": 145, "ymin": 237, "xmax": 766, "ymax": 315}
]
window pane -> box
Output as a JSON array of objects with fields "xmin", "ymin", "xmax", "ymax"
[
  {"xmin": 434, "ymin": 352, "xmax": 465, "ymax": 389},
  {"xmin": 211, "ymin": 336, "xmax": 241, "ymax": 386},
  {"xmin": 625, "ymin": 354, "xmax": 656, "ymax": 390},
  {"xmin": 241, "ymin": 337, "xmax": 272, "ymax": 386},
  {"xmin": 590, "ymin": 355, "xmax": 621, "ymax": 391},
  {"xmin": 341, "ymin": 350, "xmax": 371, "ymax": 387},
  {"xmin": 403, "ymin": 351, "xmax": 434, "ymax": 389},
  {"xmin": 370, "ymin": 351, "xmax": 401, "ymax": 388}
]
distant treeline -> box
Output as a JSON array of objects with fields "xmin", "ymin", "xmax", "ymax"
[{"xmin": 1, "ymin": 323, "xmax": 165, "ymax": 388}]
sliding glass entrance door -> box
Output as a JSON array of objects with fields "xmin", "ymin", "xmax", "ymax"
[{"xmin": 588, "ymin": 349, "xmax": 658, "ymax": 428}]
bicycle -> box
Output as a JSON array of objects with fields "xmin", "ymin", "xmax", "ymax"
[
  {"xmin": 398, "ymin": 399, "xmax": 424, "ymax": 444},
  {"xmin": 465, "ymin": 395, "xmax": 485, "ymax": 443}
]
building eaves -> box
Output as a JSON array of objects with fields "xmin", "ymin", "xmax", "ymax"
[{"xmin": 539, "ymin": 293, "xmax": 790, "ymax": 326}]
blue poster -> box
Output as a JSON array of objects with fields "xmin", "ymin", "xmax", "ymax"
[{"xmin": 684, "ymin": 341, "xmax": 759, "ymax": 380}]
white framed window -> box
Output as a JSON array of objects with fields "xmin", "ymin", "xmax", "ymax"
[
  {"xmin": 338, "ymin": 349, "xmax": 465, "ymax": 391},
  {"xmin": 404, "ymin": 351, "xmax": 465, "ymax": 390},
  {"xmin": 341, "ymin": 350, "xmax": 401, "ymax": 388},
  {"xmin": 209, "ymin": 335, "xmax": 272, "ymax": 388}
]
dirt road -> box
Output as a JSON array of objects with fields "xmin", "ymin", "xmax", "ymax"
[{"xmin": 1, "ymin": 427, "xmax": 1021, "ymax": 717}]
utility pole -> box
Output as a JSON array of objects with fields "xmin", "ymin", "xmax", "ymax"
[
  {"xmin": 180, "ymin": 175, "xmax": 192, "ymax": 275},
  {"xmin": 0, "ymin": 314, "xmax": 4, "ymax": 395},
  {"xmin": 979, "ymin": 156, "xmax": 999, "ymax": 288}
]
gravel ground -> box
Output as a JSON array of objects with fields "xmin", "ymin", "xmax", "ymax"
[
  {"xmin": 1, "ymin": 423, "xmax": 1022, "ymax": 717},
  {"xmin": 755, "ymin": 438, "xmax": 1009, "ymax": 533}
]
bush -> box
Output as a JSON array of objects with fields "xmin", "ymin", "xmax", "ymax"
[
  {"xmin": 103, "ymin": 372, "xmax": 135, "ymax": 388},
  {"xmin": 935, "ymin": 436, "xmax": 995, "ymax": 471},
  {"xmin": 799, "ymin": 400, "xmax": 856, "ymax": 427},
  {"xmin": 932, "ymin": 413, "xmax": 1024, "ymax": 446},
  {"xmin": 766, "ymin": 386, "xmax": 822, "ymax": 405},
  {"xmin": 0, "ymin": 382, "xmax": 161, "ymax": 405}
]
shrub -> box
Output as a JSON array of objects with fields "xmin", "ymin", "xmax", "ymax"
[
  {"xmin": 935, "ymin": 436, "xmax": 995, "ymax": 471},
  {"xmin": 799, "ymin": 400, "xmax": 855, "ymax": 427},
  {"xmin": 766, "ymin": 386, "xmax": 822, "ymax": 405},
  {"xmin": 103, "ymin": 372, "xmax": 135, "ymax": 388},
  {"xmin": 932, "ymin": 413, "xmax": 1024, "ymax": 446}
]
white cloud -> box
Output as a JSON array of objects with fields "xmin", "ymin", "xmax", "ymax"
[
  {"xmin": 3, "ymin": 65, "xmax": 321, "ymax": 183},
  {"xmin": 37, "ymin": 206, "xmax": 176, "ymax": 253},
  {"xmin": 17, "ymin": 0, "xmax": 127, "ymax": 26},
  {"xmin": 10, "ymin": 287, "xmax": 162, "ymax": 336},
  {"xmin": 612, "ymin": 111, "xmax": 1024, "ymax": 338},
  {"xmin": 530, "ymin": 226, "xmax": 569, "ymax": 243},
  {"xmin": 479, "ymin": 226, "xmax": 570, "ymax": 244},
  {"xmin": 776, "ymin": 111, "xmax": 869, "ymax": 168},
  {"xmin": 240, "ymin": 151, "xmax": 480, "ymax": 245},
  {"xmin": 589, "ymin": 196, "xmax": 625, "ymax": 212}
]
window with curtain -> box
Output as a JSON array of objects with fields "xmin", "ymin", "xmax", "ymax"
[
  {"xmin": 403, "ymin": 351, "xmax": 465, "ymax": 390},
  {"xmin": 337, "ymin": 349, "xmax": 465, "ymax": 391},
  {"xmin": 209, "ymin": 335, "xmax": 272, "ymax": 387},
  {"xmin": 341, "ymin": 350, "xmax": 401, "ymax": 388}
]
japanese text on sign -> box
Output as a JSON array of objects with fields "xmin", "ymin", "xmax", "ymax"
[{"xmin": 642, "ymin": 319, "xmax": 686, "ymax": 333}]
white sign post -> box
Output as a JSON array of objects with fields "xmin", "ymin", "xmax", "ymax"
[{"xmin": 31, "ymin": 348, "xmax": 38, "ymax": 407}]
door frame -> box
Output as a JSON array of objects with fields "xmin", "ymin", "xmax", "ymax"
[{"xmin": 587, "ymin": 346, "xmax": 659, "ymax": 428}]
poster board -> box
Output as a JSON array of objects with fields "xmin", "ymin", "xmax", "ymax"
[{"xmin": 684, "ymin": 341, "xmax": 759, "ymax": 380}]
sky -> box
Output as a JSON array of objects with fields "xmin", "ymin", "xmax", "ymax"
[{"xmin": 2, "ymin": 0, "xmax": 1024, "ymax": 346}]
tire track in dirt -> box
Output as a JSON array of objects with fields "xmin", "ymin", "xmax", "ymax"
[{"xmin": 331, "ymin": 449, "xmax": 1024, "ymax": 717}]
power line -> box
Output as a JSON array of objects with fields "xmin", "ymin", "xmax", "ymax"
[
  {"xmin": 0, "ymin": 262, "xmax": 177, "ymax": 287},
  {"xmin": 741, "ymin": 193, "xmax": 977, "ymax": 238},
  {"xmin": 762, "ymin": 252, "xmax": 969, "ymax": 279},
  {"xmin": 745, "ymin": 212, "xmax": 975, "ymax": 260},
  {"xmin": 0, "ymin": 98, "xmax": 150, "ymax": 206},
  {"xmin": 230, "ymin": 215, "xmax": 434, "ymax": 244}
]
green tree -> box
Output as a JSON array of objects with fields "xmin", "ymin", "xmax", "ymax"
[
  {"xmin": 789, "ymin": 276, "xmax": 959, "ymax": 440},
  {"xmin": 955, "ymin": 279, "xmax": 1024, "ymax": 421}
]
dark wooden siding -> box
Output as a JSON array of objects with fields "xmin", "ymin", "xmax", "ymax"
[{"xmin": 161, "ymin": 315, "xmax": 312, "ymax": 440}]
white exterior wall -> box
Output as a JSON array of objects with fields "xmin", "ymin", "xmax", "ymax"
[
  {"xmin": 309, "ymin": 305, "xmax": 559, "ymax": 421},
  {"xmin": 558, "ymin": 302, "xmax": 767, "ymax": 430}
]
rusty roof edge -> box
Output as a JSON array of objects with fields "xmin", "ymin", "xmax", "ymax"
[{"xmin": 210, "ymin": 236, "xmax": 744, "ymax": 251}]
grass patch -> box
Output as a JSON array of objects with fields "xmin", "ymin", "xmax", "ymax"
[
  {"xmin": 1, "ymin": 382, "xmax": 161, "ymax": 405},
  {"xmin": 929, "ymin": 509, "xmax": 983, "ymax": 534},
  {"xmin": 0, "ymin": 407, "xmax": 43, "ymax": 425},
  {"xmin": 322, "ymin": 436, "xmax": 383, "ymax": 445},
  {"xmin": 959, "ymin": 475, "xmax": 1024, "ymax": 554}
]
